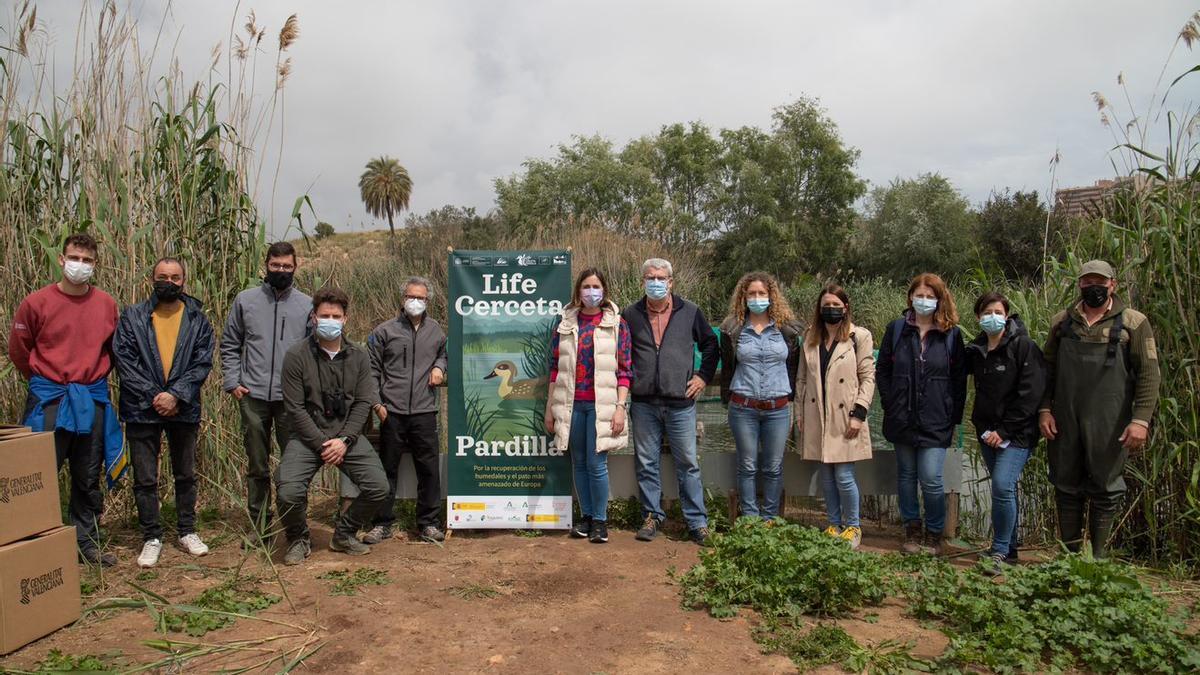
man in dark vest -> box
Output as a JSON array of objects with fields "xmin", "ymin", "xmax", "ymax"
[
  {"xmin": 1039, "ymin": 259, "xmax": 1161, "ymax": 558},
  {"xmin": 622, "ymin": 258, "xmax": 719, "ymax": 545}
]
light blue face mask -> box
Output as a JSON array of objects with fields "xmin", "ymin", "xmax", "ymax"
[
  {"xmin": 315, "ymin": 318, "xmax": 344, "ymax": 341},
  {"xmin": 912, "ymin": 297, "xmax": 938, "ymax": 316},
  {"xmin": 979, "ymin": 313, "xmax": 1006, "ymax": 336},
  {"xmin": 645, "ymin": 279, "xmax": 669, "ymax": 300},
  {"xmin": 746, "ymin": 298, "xmax": 770, "ymax": 314}
]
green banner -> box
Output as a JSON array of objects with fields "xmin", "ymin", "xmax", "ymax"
[{"xmin": 446, "ymin": 250, "xmax": 573, "ymax": 529}]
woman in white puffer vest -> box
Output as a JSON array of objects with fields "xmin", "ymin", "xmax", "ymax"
[{"xmin": 544, "ymin": 268, "xmax": 633, "ymax": 544}]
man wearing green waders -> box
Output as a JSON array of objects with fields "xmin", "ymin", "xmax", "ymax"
[{"xmin": 1039, "ymin": 260, "xmax": 1161, "ymax": 558}]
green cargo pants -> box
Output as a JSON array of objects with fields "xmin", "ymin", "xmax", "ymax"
[{"xmin": 239, "ymin": 397, "xmax": 289, "ymax": 535}]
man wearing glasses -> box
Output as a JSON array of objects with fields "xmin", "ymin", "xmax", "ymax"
[
  {"xmin": 10, "ymin": 233, "xmax": 122, "ymax": 566},
  {"xmin": 622, "ymin": 258, "xmax": 719, "ymax": 546},
  {"xmin": 358, "ymin": 276, "xmax": 448, "ymax": 544},
  {"xmin": 220, "ymin": 242, "xmax": 312, "ymax": 541}
]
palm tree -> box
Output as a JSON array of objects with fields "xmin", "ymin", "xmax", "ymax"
[{"xmin": 359, "ymin": 156, "xmax": 413, "ymax": 248}]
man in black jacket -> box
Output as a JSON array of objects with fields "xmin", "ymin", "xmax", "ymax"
[
  {"xmin": 276, "ymin": 288, "xmax": 389, "ymax": 564},
  {"xmin": 113, "ymin": 257, "xmax": 214, "ymax": 568},
  {"xmin": 622, "ymin": 258, "xmax": 719, "ymax": 545}
]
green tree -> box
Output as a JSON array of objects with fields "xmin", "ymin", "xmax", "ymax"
[
  {"xmin": 314, "ymin": 221, "xmax": 335, "ymax": 239},
  {"xmin": 851, "ymin": 174, "xmax": 978, "ymax": 283},
  {"xmin": 359, "ymin": 156, "xmax": 413, "ymax": 248},
  {"xmin": 710, "ymin": 98, "xmax": 865, "ymax": 288},
  {"xmin": 977, "ymin": 188, "xmax": 1052, "ymax": 280}
]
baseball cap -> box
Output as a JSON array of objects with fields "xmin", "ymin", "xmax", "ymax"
[{"xmin": 1078, "ymin": 259, "xmax": 1116, "ymax": 279}]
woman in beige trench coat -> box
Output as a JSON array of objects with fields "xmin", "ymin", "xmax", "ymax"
[{"xmin": 795, "ymin": 284, "xmax": 876, "ymax": 549}]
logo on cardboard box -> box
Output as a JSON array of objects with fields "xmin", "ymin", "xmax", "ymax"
[
  {"xmin": 0, "ymin": 471, "xmax": 44, "ymax": 503},
  {"xmin": 19, "ymin": 567, "xmax": 64, "ymax": 605}
]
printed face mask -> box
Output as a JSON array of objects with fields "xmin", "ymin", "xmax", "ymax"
[
  {"xmin": 912, "ymin": 297, "xmax": 938, "ymax": 316},
  {"xmin": 645, "ymin": 279, "xmax": 669, "ymax": 300},
  {"xmin": 1081, "ymin": 284, "xmax": 1109, "ymax": 309},
  {"xmin": 63, "ymin": 260, "xmax": 95, "ymax": 285},
  {"xmin": 581, "ymin": 288, "xmax": 604, "ymax": 308},
  {"xmin": 820, "ymin": 307, "xmax": 845, "ymax": 325},
  {"xmin": 315, "ymin": 318, "xmax": 344, "ymax": 341},
  {"xmin": 979, "ymin": 313, "xmax": 1006, "ymax": 336},
  {"xmin": 746, "ymin": 298, "xmax": 770, "ymax": 314},
  {"xmin": 404, "ymin": 298, "xmax": 427, "ymax": 316},
  {"xmin": 153, "ymin": 280, "xmax": 184, "ymax": 303}
]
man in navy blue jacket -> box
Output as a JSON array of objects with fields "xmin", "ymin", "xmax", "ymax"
[{"xmin": 113, "ymin": 257, "xmax": 214, "ymax": 568}]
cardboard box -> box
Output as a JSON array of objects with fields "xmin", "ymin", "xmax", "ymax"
[
  {"xmin": 0, "ymin": 430, "xmax": 62, "ymax": 547},
  {"xmin": 0, "ymin": 526, "xmax": 81, "ymax": 654}
]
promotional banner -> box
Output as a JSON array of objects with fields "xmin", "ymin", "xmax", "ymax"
[{"xmin": 447, "ymin": 250, "xmax": 573, "ymax": 529}]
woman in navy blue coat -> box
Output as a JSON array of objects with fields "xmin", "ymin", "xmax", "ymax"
[{"xmin": 876, "ymin": 272, "xmax": 967, "ymax": 556}]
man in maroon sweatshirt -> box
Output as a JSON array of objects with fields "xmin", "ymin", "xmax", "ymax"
[{"xmin": 9, "ymin": 233, "xmax": 121, "ymax": 567}]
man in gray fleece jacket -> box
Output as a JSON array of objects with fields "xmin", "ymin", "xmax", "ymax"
[
  {"xmin": 275, "ymin": 287, "xmax": 388, "ymax": 563},
  {"xmin": 358, "ymin": 276, "xmax": 448, "ymax": 544},
  {"xmin": 219, "ymin": 242, "xmax": 312, "ymax": 538}
]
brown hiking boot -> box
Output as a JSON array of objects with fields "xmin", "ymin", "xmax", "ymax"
[
  {"xmin": 900, "ymin": 520, "xmax": 923, "ymax": 555},
  {"xmin": 922, "ymin": 530, "xmax": 944, "ymax": 556}
]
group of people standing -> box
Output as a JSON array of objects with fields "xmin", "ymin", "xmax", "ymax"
[
  {"xmin": 10, "ymin": 236, "xmax": 449, "ymax": 568},
  {"xmin": 546, "ymin": 257, "xmax": 1159, "ymax": 575},
  {"xmin": 9, "ymin": 233, "xmax": 1160, "ymax": 573}
]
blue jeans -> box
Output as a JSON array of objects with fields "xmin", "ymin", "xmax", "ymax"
[
  {"xmin": 631, "ymin": 401, "xmax": 708, "ymax": 529},
  {"xmin": 895, "ymin": 444, "xmax": 947, "ymax": 533},
  {"xmin": 568, "ymin": 401, "xmax": 610, "ymax": 522},
  {"xmin": 819, "ymin": 462, "xmax": 861, "ymax": 528},
  {"xmin": 727, "ymin": 403, "xmax": 790, "ymax": 518},
  {"xmin": 980, "ymin": 443, "xmax": 1029, "ymax": 557}
]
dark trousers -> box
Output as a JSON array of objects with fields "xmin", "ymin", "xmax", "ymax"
[
  {"xmin": 374, "ymin": 412, "xmax": 440, "ymax": 528},
  {"xmin": 127, "ymin": 422, "xmax": 199, "ymax": 542},
  {"xmin": 239, "ymin": 397, "xmax": 288, "ymax": 534},
  {"xmin": 25, "ymin": 395, "xmax": 105, "ymax": 553},
  {"xmin": 275, "ymin": 437, "xmax": 389, "ymax": 542}
]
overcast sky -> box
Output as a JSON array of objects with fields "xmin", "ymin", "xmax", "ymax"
[{"xmin": 24, "ymin": 1, "xmax": 1200, "ymax": 236}]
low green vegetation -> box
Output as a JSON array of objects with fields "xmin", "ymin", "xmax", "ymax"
[
  {"xmin": 679, "ymin": 518, "xmax": 887, "ymax": 618},
  {"xmin": 158, "ymin": 578, "xmax": 281, "ymax": 637},
  {"xmin": 679, "ymin": 523, "xmax": 1200, "ymax": 673},
  {"xmin": 447, "ymin": 583, "xmax": 502, "ymax": 600},
  {"xmin": 22, "ymin": 649, "xmax": 124, "ymax": 674},
  {"xmin": 318, "ymin": 567, "xmax": 391, "ymax": 596},
  {"xmin": 753, "ymin": 622, "xmax": 931, "ymax": 674},
  {"xmin": 902, "ymin": 555, "xmax": 1200, "ymax": 673}
]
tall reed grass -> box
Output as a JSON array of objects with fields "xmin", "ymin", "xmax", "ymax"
[{"xmin": 0, "ymin": 3, "xmax": 301, "ymax": 522}]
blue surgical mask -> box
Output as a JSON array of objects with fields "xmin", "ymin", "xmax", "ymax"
[
  {"xmin": 746, "ymin": 298, "xmax": 770, "ymax": 314},
  {"xmin": 979, "ymin": 314, "xmax": 1006, "ymax": 336},
  {"xmin": 315, "ymin": 318, "xmax": 343, "ymax": 341},
  {"xmin": 912, "ymin": 297, "xmax": 938, "ymax": 316},
  {"xmin": 645, "ymin": 279, "xmax": 669, "ymax": 300},
  {"xmin": 581, "ymin": 288, "xmax": 604, "ymax": 308}
]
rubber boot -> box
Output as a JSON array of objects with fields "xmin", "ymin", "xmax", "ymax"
[
  {"xmin": 1055, "ymin": 491, "xmax": 1085, "ymax": 553},
  {"xmin": 1088, "ymin": 503, "xmax": 1118, "ymax": 559}
]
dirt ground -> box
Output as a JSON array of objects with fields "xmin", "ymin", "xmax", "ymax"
[{"xmin": 0, "ymin": 508, "xmax": 955, "ymax": 674}]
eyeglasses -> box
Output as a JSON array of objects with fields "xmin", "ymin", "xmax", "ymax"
[
  {"xmin": 267, "ymin": 263, "xmax": 296, "ymax": 272},
  {"xmin": 404, "ymin": 294, "xmax": 428, "ymax": 301},
  {"xmin": 643, "ymin": 275, "xmax": 669, "ymax": 282}
]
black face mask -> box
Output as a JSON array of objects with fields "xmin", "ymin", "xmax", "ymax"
[
  {"xmin": 820, "ymin": 307, "xmax": 845, "ymax": 325},
  {"xmin": 265, "ymin": 270, "xmax": 294, "ymax": 290},
  {"xmin": 1081, "ymin": 284, "xmax": 1109, "ymax": 309},
  {"xmin": 153, "ymin": 280, "xmax": 184, "ymax": 303}
]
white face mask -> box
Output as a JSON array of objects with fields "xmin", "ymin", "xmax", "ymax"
[
  {"xmin": 63, "ymin": 260, "xmax": 95, "ymax": 285},
  {"xmin": 404, "ymin": 299, "xmax": 427, "ymax": 317}
]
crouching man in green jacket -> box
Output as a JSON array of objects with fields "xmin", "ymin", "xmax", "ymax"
[
  {"xmin": 1039, "ymin": 260, "xmax": 1161, "ymax": 559},
  {"xmin": 276, "ymin": 287, "xmax": 389, "ymax": 564}
]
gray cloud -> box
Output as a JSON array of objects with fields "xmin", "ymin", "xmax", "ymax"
[{"xmin": 23, "ymin": 1, "xmax": 1200, "ymax": 235}]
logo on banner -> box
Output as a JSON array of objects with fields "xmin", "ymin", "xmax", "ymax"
[
  {"xmin": 517, "ymin": 254, "xmax": 536, "ymax": 266},
  {"xmin": 552, "ymin": 254, "xmax": 567, "ymax": 265},
  {"xmin": 495, "ymin": 257, "xmax": 509, "ymax": 266}
]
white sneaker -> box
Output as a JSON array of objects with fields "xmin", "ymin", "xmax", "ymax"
[
  {"xmin": 137, "ymin": 539, "xmax": 163, "ymax": 568},
  {"xmin": 178, "ymin": 533, "xmax": 209, "ymax": 556}
]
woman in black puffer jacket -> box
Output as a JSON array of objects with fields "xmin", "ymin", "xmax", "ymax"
[{"xmin": 967, "ymin": 291, "xmax": 1045, "ymax": 576}]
